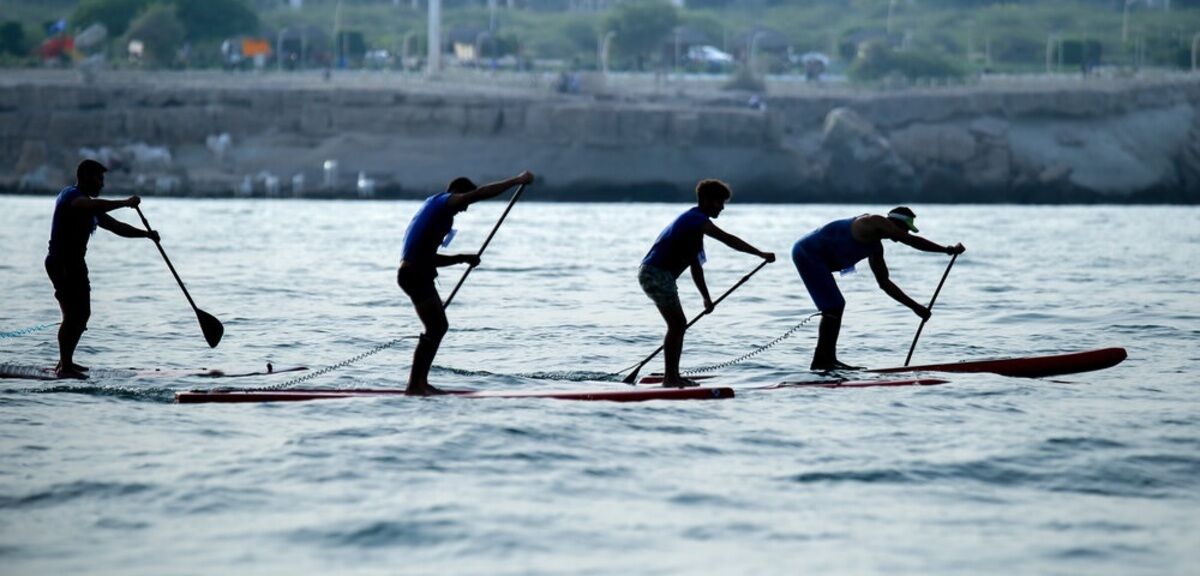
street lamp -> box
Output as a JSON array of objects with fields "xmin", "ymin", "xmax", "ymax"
[
  {"xmin": 600, "ymin": 30, "xmax": 616, "ymax": 76},
  {"xmin": 749, "ymin": 30, "xmax": 767, "ymax": 76},
  {"xmin": 1122, "ymin": 0, "xmax": 1142, "ymax": 45},
  {"xmin": 1045, "ymin": 33, "xmax": 1061, "ymax": 74},
  {"xmin": 428, "ymin": 0, "xmax": 442, "ymax": 74},
  {"xmin": 1193, "ymin": 32, "xmax": 1200, "ymax": 72},
  {"xmin": 887, "ymin": 0, "xmax": 897, "ymax": 36}
]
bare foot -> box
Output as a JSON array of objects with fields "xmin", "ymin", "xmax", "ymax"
[
  {"xmin": 56, "ymin": 361, "xmax": 89, "ymax": 372},
  {"xmin": 404, "ymin": 383, "xmax": 448, "ymax": 396},
  {"xmin": 55, "ymin": 366, "xmax": 88, "ymax": 380}
]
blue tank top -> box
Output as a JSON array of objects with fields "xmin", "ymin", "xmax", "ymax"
[
  {"xmin": 401, "ymin": 192, "xmax": 457, "ymax": 269},
  {"xmin": 47, "ymin": 186, "xmax": 97, "ymax": 261},
  {"xmin": 641, "ymin": 207, "xmax": 709, "ymax": 278},
  {"xmin": 798, "ymin": 216, "xmax": 882, "ymax": 272}
]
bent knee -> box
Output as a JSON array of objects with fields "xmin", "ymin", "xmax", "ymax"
[
  {"xmin": 821, "ymin": 306, "xmax": 845, "ymax": 319},
  {"xmin": 424, "ymin": 322, "xmax": 449, "ymax": 340}
]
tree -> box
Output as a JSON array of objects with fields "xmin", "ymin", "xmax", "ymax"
[
  {"xmin": 73, "ymin": 0, "xmax": 152, "ymax": 38},
  {"xmin": 73, "ymin": 0, "xmax": 258, "ymax": 43},
  {"xmin": 123, "ymin": 4, "xmax": 185, "ymax": 67},
  {"xmin": 603, "ymin": 0, "xmax": 679, "ymax": 70},
  {"xmin": 0, "ymin": 21, "xmax": 26, "ymax": 56},
  {"xmin": 172, "ymin": 0, "xmax": 258, "ymax": 42}
]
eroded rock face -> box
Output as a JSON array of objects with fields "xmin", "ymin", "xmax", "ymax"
[
  {"xmin": 1181, "ymin": 110, "xmax": 1200, "ymax": 194},
  {"xmin": 2, "ymin": 73, "xmax": 1198, "ymax": 201},
  {"xmin": 820, "ymin": 107, "xmax": 914, "ymax": 197}
]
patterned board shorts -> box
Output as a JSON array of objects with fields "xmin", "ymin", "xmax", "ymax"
[{"xmin": 638, "ymin": 264, "xmax": 680, "ymax": 310}]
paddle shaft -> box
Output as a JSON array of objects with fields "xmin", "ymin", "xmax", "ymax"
[
  {"xmin": 903, "ymin": 252, "xmax": 958, "ymax": 366},
  {"xmin": 134, "ymin": 207, "xmax": 201, "ymax": 313},
  {"xmin": 442, "ymin": 183, "xmax": 526, "ymax": 308},
  {"xmin": 624, "ymin": 259, "xmax": 770, "ymax": 383}
]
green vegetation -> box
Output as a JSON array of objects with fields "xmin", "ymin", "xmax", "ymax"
[
  {"xmin": 849, "ymin": 41, "xmax": 965, "ymax": 83},
  {"xmin": 603, "ymin": 0, "xmax": 679, "ymax": 70},
  {"xmin": 122, "ymin": 3, "xmax": 183, "ymax": 66},
  {"xmin": 3, "ymin": 0, "xmax": 1200, "ymax": 77},
  {"xmin": 0, "ymin": 21, "xmax": 27, "ymax": 55}
]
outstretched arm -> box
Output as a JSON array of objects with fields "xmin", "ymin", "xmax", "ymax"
[
  {"xmin": 702, "ymin": 221, "xmax": 776, "ymax": 262},
  {"xmin": 97, "ymin": 213, "xmax": 158, "ymax": 241},
  {"xmin": 690, "ymin": 261, "xmax": 714, "ymax": 313},
  {"xmin": 71, "ymin": 194, "xmax": 140, "ymax": 214},
  {"xmin": 868, "ymin": 253, "xmax": 929, "ymax": 319},
  {"xmin": 895, "ymin": 233, "xmax": 964, "ymax": 255},
  {"xmin": 446, "ymin": 171, "xmax": 534, "ymax": 210},
  {"xmin": 869, "ymin": 216, "xmax": 965, "ymax": 255}
]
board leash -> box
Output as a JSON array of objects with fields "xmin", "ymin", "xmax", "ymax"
[
  {"xmin": 0, "ymin": 322, "xmax": 58, "ymax": 339},
  {"xmin": 681, "ymin": 312, "xmax": 821, "ymax": 376},
  {"xmin": 254, "ymin": 336, "xmax": 414, "ymax": 391},
  {"xmin": 600, "ymin": 312, "xmax": 821, "ymax": 380}
]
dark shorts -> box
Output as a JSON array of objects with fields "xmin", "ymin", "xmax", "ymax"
[
  {"xmin": 638, "ymin": 264, "xmax": 681, "ymax": 310},
  {"xmin": 45, "ymin": 256, "xmax": 91, "ymax": 328},
  {"xmin": 792, "ymin": 240, "xmax": 844, "ymax": 312},
  {"xmin": 397, "ymin": 266, "xmax": 439, "ymax": 305}
]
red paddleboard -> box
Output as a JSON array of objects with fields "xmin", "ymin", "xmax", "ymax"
[
  {"xmin": 762, "ymin": 377, "xmax": 950, "ymax": 390},
  {"xmin": 637, "ymin": 374, "xmax": 719, "ymax": 385},
  {"xmin": 0, "ymin": 363, "xmax": 306, "ymax": 381},
  {"xmin": 176, "ymin": 386, "xmax": 735, "ymax": 404},
  {"xmin": 868, "ymin": 347, "xmax": 1126, "ymax": 378}
]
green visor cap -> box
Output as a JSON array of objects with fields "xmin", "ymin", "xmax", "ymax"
[{"xmin": 887, "ymin": 211, "xmax": 919, "ymax": 232}]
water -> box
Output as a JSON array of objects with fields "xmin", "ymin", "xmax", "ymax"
[{"xmin": 1, "ymin": 196, "xmax": 1197, "ymax": 575}]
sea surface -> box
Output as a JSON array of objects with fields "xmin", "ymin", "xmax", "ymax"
[{"xmin": 1, "ymin": 196, "xmax": 1197, "ymax": 575}]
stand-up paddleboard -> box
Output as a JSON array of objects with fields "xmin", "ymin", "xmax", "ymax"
[
  {"xmin": 176, "ymin": 386, "xmax": 735, "ymax": 404},
  {"xmin": 869, "ymin": 347, "xmax": 1126, "ymax": 378},
  {"xmin": 637, "ymin": 374, "xmax": 719, "ymax": 385},
  {"xmin": 763, "ymin": 377, "xmax": 950, "ymax": 390},
  {"xmin": 0, "ymin": 363, "xmax": 306, "ymax": 381}
]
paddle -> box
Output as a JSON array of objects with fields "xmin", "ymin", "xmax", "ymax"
[
  {"xmin": 442, "ymin": 183, "xmax": 527, "ymax": 308},
  {"xmin": 134, "ymin": 206, "xmax": 224, "ymax": 348},
  {"xmin": 903, "ymin": 252, "xmax": 958, "ymax": 366},
  {"xmin": 622, "ymin": 259, "xmax": 771, "ymax": 385}
]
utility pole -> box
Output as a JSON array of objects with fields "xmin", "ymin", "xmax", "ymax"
[{"xmin": 428, "ymin": 0, "xmax": 441, "ymax": 74}]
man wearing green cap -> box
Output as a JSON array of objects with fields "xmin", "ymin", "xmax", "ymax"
[{"xmin": 791, "ymin": 206, "xmax": 965, "ymax": 371}]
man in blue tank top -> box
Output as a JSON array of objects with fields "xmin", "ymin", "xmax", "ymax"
[
  {"xmin": 46, "ymin": 160, "xmax": 159, "ymax": 379},
  {"xmin": 792, "ymin": 206, "xmax": 965, "ymax": 371},
  {"xmin": 397, "ymin": 170, "xmax": 534, "ymax": 396},
  {"xmin": 639, "ymin": 179, "xmax": 775, "ymax": 387}
]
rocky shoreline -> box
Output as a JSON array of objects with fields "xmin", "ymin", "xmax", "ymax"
[{"xmin": 2, "ymin": 70, "xmax": 1198, "ymax": 203}]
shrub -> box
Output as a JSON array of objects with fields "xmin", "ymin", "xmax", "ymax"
[{"xmin": 848, "ymin": 41, "xmax": 964, "ymax": 83}]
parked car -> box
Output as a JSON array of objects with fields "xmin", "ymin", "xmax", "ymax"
[{"xmin": 687, "ymin": 45, "xmax": 734, "ymax": 72}]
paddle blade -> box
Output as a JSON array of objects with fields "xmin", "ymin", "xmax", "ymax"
[
  {"xmin": 196, "ymin": 309, "xmax": 224, "ymax": 348},
  {"xmin": 621, "ymin": 364, "xmax": 642, "ymax": 385}
]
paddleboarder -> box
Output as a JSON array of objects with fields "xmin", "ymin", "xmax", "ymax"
[
  {"xmin": 397, "ymin": 170, "xmax": 534, "ymax": 396},
  {"xmin": 638, "ymin": 179, "xmax": 775, "ymax": 387},
  {"xmin": 46, "ymin": 159, "xmax": 159, "ymax": 379},
  {"xmin": 792, "ymin": 206, "xmax": 964, "ymax": 371}
]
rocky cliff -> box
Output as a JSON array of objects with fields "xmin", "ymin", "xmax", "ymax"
[{"xmin": 2, "ymin": 71, "xmax": 1197, "ymax": 202}]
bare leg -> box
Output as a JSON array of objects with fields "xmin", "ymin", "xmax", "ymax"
[
  {"xmin": 811, "ymin": 309, "xmax": 862, "ymax": 371},
  {"xmin": 811, "ymin": 309, "xmax": 842, "ymax": 371},
  {"xmin": 657, "ymin": 301, "xmax": 696, "ymax": 387},
  {"xmin": 406, "ymin": 296, "xmax": 448, "ymax": 395},
  {"xmin": 54, "ymin": 298, "xmax": 89, "ymax": 379}
]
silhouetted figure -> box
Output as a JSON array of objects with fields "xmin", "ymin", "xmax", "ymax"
[
  {"xmin": 397, "ymin": 170, "xmax": 534, "ymax": 396},
  {"xmin": 638, "ymin": 180, "xmax": 775, "ymax": 387},
  {"xmin": 46, "ymin": 160, "xmax": 158, "ymax": 379},
  {"xmin": 792, "ymin": 207, "xmax": 964, "ymax": 371}
]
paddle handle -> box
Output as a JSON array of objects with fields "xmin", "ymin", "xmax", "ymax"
[
  {"xmin": 904, "ymin": 252, "xmax": 958, "ymax": 366},
  {"xmin": 625, "ymin": 259, "xmax": 770, "ymax": 382},
  {"xmin": 135, "ymin": 206, "xmax": 200, "ymax": 313},
  {"xmin": 442, "ymin": 183, "xmax": 526, "ymax": 309}
]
